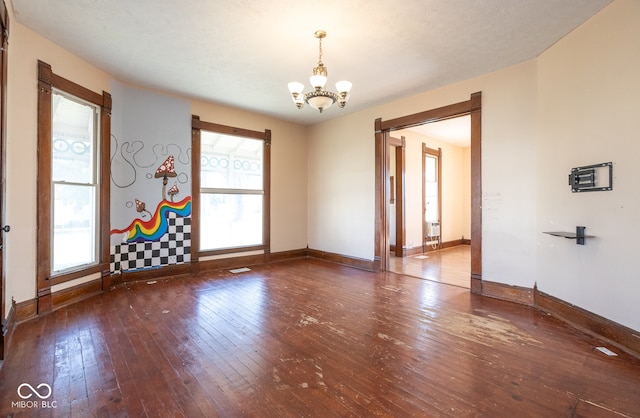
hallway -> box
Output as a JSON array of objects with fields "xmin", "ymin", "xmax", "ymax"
[{"xmin": 389, "ymin": 245, "xmax": 471, "ymax": 288}]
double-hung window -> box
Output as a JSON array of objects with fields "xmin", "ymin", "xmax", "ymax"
[
  {"xmin": 37, "ymin": 61, "xmax": 111, "ymax": 311},
  {"xmin": 192, "ymin": 116, "xmax": 270, "ymax": 256},
  {"xmin": 51, "ymin": 91, "xmax": 100, "ymax": 272}
]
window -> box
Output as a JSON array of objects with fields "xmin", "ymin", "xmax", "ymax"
[
  {"xmin": 424, "ymin": 154, "xmax": 439, "ymax": 223},
  {"xmin": 192, "ymin": 116, "xmax": 270, "ymax": 256},
  {"xmin": 51, "ymin": 92, "xmax": 100, "ymax": 272},
  {"xmin": 37, "ymin": 61, "xmax": 111, "ymax": 309}
]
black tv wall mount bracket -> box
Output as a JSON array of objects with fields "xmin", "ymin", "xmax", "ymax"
[{"xmin": 569, "ymin": 162, "xmax": 612, "ymax": 193}]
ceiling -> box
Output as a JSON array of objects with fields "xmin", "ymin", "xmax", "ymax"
[
  {"xmin": 12, "ymin": 0, "xmax": 611, "ymax": 128},
  {"xmin": 406, "ymin": 116, "xmax": 471, "ymax": 148}
]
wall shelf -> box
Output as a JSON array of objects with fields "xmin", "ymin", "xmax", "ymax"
[{"xmin": 543, "ymin": 226, "xmax": 593, "ymax": 245}]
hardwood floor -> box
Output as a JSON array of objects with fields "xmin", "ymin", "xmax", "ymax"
[
  {"xmin": 389, "ymin": 245, "xmax": 471, "ymax": 288},
  {"xmin": 2, "ymin": 258, "xmax": 640, "ymax": 417}
]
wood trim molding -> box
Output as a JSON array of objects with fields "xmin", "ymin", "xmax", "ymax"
[
  {"xmin": 379, "ymin": 100, "xmax": 478, "ymax": 132},
  {"xmin": 390, "ymin": 136, "xmax": 405, "ymax": 257},
  {"xmin": 422, "ymin": 144, "xmax": 442, "ymax": 252},
  {"xmin": 375, "ymin": 92, "xmax": 482, "ymax": 289},
  {"xmin": 306, "ymin": 248, "xmax": 376, "ymax": 272},
  {"xmin": 534, "ymin": 288, "xmax": 640, "ymax": 359},
  {"xmin": 51, "ymin": 279, "xmax": 103, "ymax": 310},
  {"xmin": 477, "ymin": 281, "xmax": 640, "ymax": 359},
  {"xmin": 470, "ymin": 273, "xmax": 482, "ymax": 294},
  {"xmin": 36, "ymin": 60, "xmax": 111, "ymax": 314},
  {"xmin": 191, "ymin": 115, "xmax": 271, "ymax": 261},
  {"xmin": 479, "ymin": 280, "xmax": 534, "ymax": 306},
  {"xmin": 0, "ymin": 0, "xmax": 8, "ymax": 361},
  {"xmin": 198, "ymin": 253, "xmax": 271, "ymax": 273},
  {"xmin": 470, "ymin": 92, "xmax": 482, "ymax": 282},
  {"xmin": 374, "ymin": 119, "xmax": 389, "ymax": 272},
  {"xmin": 3, "ymin": 297, "xmax": 36, "ymax": 356},
  {"xmin": 191, "ymin": 117, "xmax": 265, "ymax": 140},
  {"xmin": 190, "ymin": 117, "xmax": 201, "ymax": 267}
]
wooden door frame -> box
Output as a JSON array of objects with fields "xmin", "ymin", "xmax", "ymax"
[
  {"xmin": 374, "ymin": 92, "xmax": 482, "ymax": 292},
  {"xmin": 389, "ymin": 136, "xmax": 405, "ymax": 257},
  {"xmin": 0, "ymin": 0, "xmax": 8, "ymax": 360}
]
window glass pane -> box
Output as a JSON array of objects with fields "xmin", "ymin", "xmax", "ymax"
[
  {"xmin": 53, "ymin": 184, "xmax": 97, "ymax": 272},
  {"xmin": 200, "ymin": 193, "xmax": 263, "ymax": 250},
  {"xmin": 52, "ymin": 92, "xmax": 95, "ymax": 183},
  {"xmin": 425, "ymin": 156, "xmax": 437, "ymax": 182},
  {"xmin": 201, "ymin": 131, "xmax": 263, "ymax": 189},
  {"xmin": 425, "ymin": 155, "xmax": 438, "ymax": 222}
]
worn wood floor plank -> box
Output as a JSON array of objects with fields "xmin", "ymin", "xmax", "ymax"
[{"xmin": 2, "ymin": 258, "xmax": 640, "ymax": 417}]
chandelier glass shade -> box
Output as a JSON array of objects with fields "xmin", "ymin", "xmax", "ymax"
[{"xmin": 288, "ymin": 30, "xmax": 352, "ymax": 113}]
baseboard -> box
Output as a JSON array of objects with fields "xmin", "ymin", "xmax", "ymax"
[
  {"xmin": 107, "ymin": 263, "xmax": 193, "ymax": 288},
  {"xmin": 440, "ymin": 239, "xmax": 470, "ymax": 250},
  {"xmin": 13, "ymin": 298, "xmax": 38, "ymax": 323},
  {"xmin": 534, "ymin": 288, "xmax": 640, "ymax": 359},
  {"xmin": 478, "ymin": 280, "xmax": 640, "ymax": 359},
  {"xmin": 51, "ymin": 279, "xmax": 104, "ymax": 310},
  {"xmin": 269, "ymin": 248, "xmax": 308, "ymax": 263},
  {"xmin": 479, "ymin": 279, "xmax": 534, "ymax": 306},
  {"xmin": 404, "ymin": 246, "xmax": 423, "ymax": 256},
  {"xmin": 392, "ymin": 240, "xmax": 470, "ymax": 257},
  {"xmin": 306, "ymin": 248, "xmax": 376, "ymax": 271},
  {"xmin": 3, "ymin": 298, "xmax": 38, "ymax": 356}
]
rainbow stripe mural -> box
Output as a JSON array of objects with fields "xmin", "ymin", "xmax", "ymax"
[{"xmin": 111, "ymin": 196, "xmax": 191, "ymax": 243}]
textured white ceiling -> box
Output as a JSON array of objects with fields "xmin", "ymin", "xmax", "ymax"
[
  {"xmin": 406, "ymin": 116, "xmax": 471, "ymax": 148},
  {"xmin": 13, "ymin": 0, "xmax": 611, "ymax": 127}
]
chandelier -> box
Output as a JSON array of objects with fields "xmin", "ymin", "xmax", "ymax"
[{"xmin": 287, "ymin": 30, "xmax": 352, "ymax": 113}]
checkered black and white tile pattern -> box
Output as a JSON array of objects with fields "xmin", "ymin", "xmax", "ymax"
[{"xmin": 110, "ymin": 215, "xmax": 191, "ymax": 273}]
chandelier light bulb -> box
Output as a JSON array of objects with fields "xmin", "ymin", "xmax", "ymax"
[
  {"xmin": 288, "ymin": 82, "xmax": 304, "ymax": 95},
  {"xmin": 309, "ymin": 75, "xmax": 327, "ymax": 90}
]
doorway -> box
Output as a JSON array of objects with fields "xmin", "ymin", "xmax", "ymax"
[
  {"xmin": 387, "ymin": 119, "xmax": 470, "ymax": 288},
  {"xmin": 375, "ymin": 92, "xmax": 482, "ymax": 292}
]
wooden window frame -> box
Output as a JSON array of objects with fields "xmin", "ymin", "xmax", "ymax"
[
  {"xmin": 36, "ymin": 60, "xmax": 111, "ymax": 313},
  {"xmin": 191, "ymin": 115, "xmax": 271, "ymax": 260},
  {"xmin": 422, "ymin": 145, "xmax": 442, "ymax": 252}
]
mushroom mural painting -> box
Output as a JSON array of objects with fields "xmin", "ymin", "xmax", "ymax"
[
  {"xmin": 168, "ymin": 182, "xmax": 179, "ymax": 202},
  {"xmin": 135, "ymin": 199, "xmax": 152, "ymax": 218},
  {"xmin": 155, "ymin": 155, "xmax": 177, "ymax": 200},
  {"xmin": 109, "ymin": 81, "xmax": 192, "ymax": 273}
]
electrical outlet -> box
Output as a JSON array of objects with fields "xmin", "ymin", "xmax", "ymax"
[{"xmin": 168, "ymin": 255, "xmax": 177, "ymax": 263}]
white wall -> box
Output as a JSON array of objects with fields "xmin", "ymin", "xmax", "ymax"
[{"xmin": 536, "ymin": 0, "xmax": 640, "ymax": 330}]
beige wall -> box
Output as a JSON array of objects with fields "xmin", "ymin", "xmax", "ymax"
[
  {"xmin": 190, "ymin": 101, "xmax": 308, "ymax": 254},
  {"xmin": 536, "ymin": 0, "xmax": 640, "ymax": 330},
  {"xmin": 308, "ymin": 60, "xmax": 539, "ymax": 281}
]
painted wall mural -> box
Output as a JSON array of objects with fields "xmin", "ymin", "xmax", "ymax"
[{"xmin": 109, "ymin": 81, "xmax": 192, "ymax": 273}]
